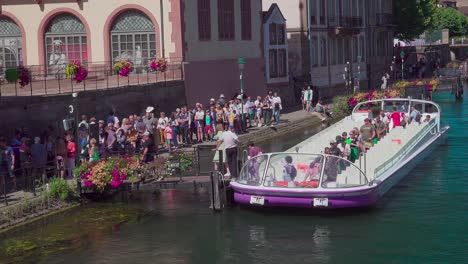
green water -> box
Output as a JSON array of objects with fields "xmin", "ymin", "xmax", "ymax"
[{"xmin": 1, "ymin": 88, "xmax": 467, "ymax": 264}]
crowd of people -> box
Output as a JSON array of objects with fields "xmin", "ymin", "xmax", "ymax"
[{"xmin": 0, "ymin": 91, "xmax": 287, "ymax": 191}]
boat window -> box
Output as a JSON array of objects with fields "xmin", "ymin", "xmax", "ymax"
[
  {"xmin": 322, "ymin": 155, "xmax": 368, "ymax": 188},
  {"xmin": 383, "ymin": 100, "xmax": 409, "ymax": 113},
  {"xmin": 237, "ymin": 154, "xmax": 269, "ymax": 186},
  {"xmin": 263, "ymin": 153, "xmax": 324, "ymax": 188}
]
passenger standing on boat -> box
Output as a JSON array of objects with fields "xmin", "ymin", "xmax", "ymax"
[
  {"xmin": 214, "ymin": 126, "xmax": 239, "ymax": 178},
  {"xmin": 360, "ymin": 118, "xmax": 376, "ymax": 149},
  {"xmin": 374, "ymin": 115, "xmax": 386, "ymax": 139},
  {"xmin": 323, "ymin": 148, "xmax": 338, "ymax": 183},
  {"xmin": 390, "ymin": 107, "xmax": 401, "ymax": 127},
  {"xmin": 282, "ymin": 155, "xmax": 297, "ymax": 181},
  {"xmin": 410, "ymin": 106, "xmax": 420, "ymax": 123}
]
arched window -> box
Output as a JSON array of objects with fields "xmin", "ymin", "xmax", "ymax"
[
  {"xmin": 45, "ymin": 13, "xmax": 87, "ymax": 74},
  {"xmin": 110, "ymin": 10, "xmax": 156, "ymax": 68},
  {"xmin": 0, "ymin": 16, "xmax": 22, "ymax": 73}
]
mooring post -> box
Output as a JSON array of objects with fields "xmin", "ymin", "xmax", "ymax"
[{"xmin": 218, "ymin": 150, "xmax": 224, "ymax": 175}]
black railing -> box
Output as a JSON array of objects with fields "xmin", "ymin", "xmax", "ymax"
[
  {"xmin": 376, "ymin": 13, "xmax": 394, "ymax": 26},
  {"xmin": 0, "ymin": 59, "xmax": 184, "ymax": 97},
  {"xmin": 328, "ymin": 16, "xmax": 363, "ymax": 28}
]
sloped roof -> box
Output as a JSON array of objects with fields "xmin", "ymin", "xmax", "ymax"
[{"xmin": 262, "ymin": 3, "xmax": 286, "ymax": 24}]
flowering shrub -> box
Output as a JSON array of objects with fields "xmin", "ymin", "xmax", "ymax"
[
  {"xmin": 446, "ymin": 62, "xmax": 459, "ymax": 69},
  {"xmin": 75, "ymin": 156, "xmax": 141, "ymax": 192},
  {"xmin": 17, "ymin": 66, "xmax": 30, "ymax": 87},
  {"xmin": 113, "ymin": 61, "xmax": 133, "ymax": 77},
  {"xmin": 6, "ymin": 67, "xmax": 31, "ymax": 87},
  {"xmin": 348, "ymin": 89, "xmax": 402, "ymax": 108},
  {"xmin": 150, "ymin": 58, "xmax": 168, "ymax": 72},
  {"xmin": 65, "ymin": 61, "xmax": 88, "ymax": 83}
]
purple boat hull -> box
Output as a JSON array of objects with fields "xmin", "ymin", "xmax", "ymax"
[{"xmin": 232, "ymin": 126, "xmax": 449, "ymax": 209}]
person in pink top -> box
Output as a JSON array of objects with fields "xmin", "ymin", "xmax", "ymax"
[
  {"xmin": 165, "ymin": 125, "xmax": 173, "ymax": 150},
  {"xmin": 390, "ymin": 107, "xmax": 401, "ymax": 127}
]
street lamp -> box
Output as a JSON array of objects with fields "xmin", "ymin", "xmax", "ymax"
[
  {"xmin": 237, "ymin": 58, "xmax": 245, "ymax": 128},
  {"xmin": 400, "ymin": 51, "xmax": 405, "ymax": 80},
  {"xmin": 356, "ymin": 55, "xmax": 362, "ymax": 93},
  {"xmin": 343, "ymin": 61, "xmax": 351, "ymax": 95}
]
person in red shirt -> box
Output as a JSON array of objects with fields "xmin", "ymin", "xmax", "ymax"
[
  {"xmin": 65, "ymin": 134, "xmax": 76, "ymax": 179},
  {"xmin": 390, "ymin": 107, "xmax": 401, "ymax": 127}
]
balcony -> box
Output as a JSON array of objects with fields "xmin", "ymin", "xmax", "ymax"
[
  {"xmin": 376, "ymin": 13, "xmax": 394, "ymax": 26},
  {"xmin": 0, "ymin": 59, "xmax": 184, "ymax": 97},
  {"xmin": 328, "ymin": 16, "xmax": 362, "ymax": 36}
]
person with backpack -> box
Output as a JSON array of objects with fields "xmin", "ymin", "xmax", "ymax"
[{"xmin": 282, "ymin": 155, "xmax": 297, "ymax": 181}]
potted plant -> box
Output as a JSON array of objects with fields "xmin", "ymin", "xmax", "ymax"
[
  {"xmin": 113, "ymin": 60, "xmax": 133, "ymax": 77},
  {"xmin": 150, "ymin": 57, "xmax": 168, "ymax": 72},
  {"xmin": 65, "ymin": 61, "xmax": 88, "ymax": 83}
]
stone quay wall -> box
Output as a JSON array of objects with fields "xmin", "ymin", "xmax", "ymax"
[{"xmin": 0, "ymin": 81, "xmax": 187, "ymax": 136}]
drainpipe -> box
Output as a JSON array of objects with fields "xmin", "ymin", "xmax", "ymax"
[
  {"xmin": 160, "ymin": 0, "xmax": 166, "ymax": 58},
  {"xmin": 306, "ymin": 0, "xmax": 311, "ymax": 84}
]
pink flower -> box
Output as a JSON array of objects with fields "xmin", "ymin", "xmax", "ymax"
[
  {"xmin": 83, "ymin": 180, "xmax": 93, "ymax": 187},
  {"xmin": 119, "ymin": 67, "xmax": 130, "ymax": 77},
  {"xmin": 348, "ymin": 97, "xmax": 358, "ymax": 107},
  {"xmin": 75, "ymin": 67, "xmax": 88, "ymax": 83},
  {"xmin": 110, "ymin": 181, "xmax": 122, "ymax": 188},
  {"xmin": 150, "ymin": 60, "xmax": 159, "ymax": 71}
]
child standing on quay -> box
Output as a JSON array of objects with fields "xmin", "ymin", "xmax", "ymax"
[{"xmin": 165, "ymin": 124, "xmax": 173, "ymax": 151}]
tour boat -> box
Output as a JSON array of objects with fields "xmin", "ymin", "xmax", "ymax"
[{"xmin": 230, "ymin": 98, "xmax": 449, "ymax": 209}]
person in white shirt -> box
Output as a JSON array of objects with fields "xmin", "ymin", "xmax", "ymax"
[
  {"xmin": 213, "ymin": 126, "xmax": 239, "ymax": 178},
  {"xmin": 272, "ymin": 92, "xmax": 282, "ymax": 125},
  {"xmin": 254, "ymin": 96, "xmax": 262, "ymax": 127},
  {"xmin": 157, "ymin": 112, "xmax": 169, "ymax": 148}
]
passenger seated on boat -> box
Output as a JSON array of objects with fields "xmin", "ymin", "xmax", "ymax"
[
  {"xmin": 282, "ymin": 155, "xmax": 297, "ymax": 182},
  {"xmin": 424, "ymin": 115, "xmax": 431, "ymax": 122},
  {"xmin": 360, "ymin": 118, "xmax": 376, "ymax": 149},
  {"xmin": 303, "ymin": 158, "xmax": 322, "ymax": 182},
  {"xmin": 400, "ymin": 113, "xmax": 408, "ymax": 128},
  {"xmin": 323, "ymin": 151, "xmax": 339, "ymax": 183},
  {"xmin": 336, "ymin": 136, "xmax": 351, "ymax": 161}
]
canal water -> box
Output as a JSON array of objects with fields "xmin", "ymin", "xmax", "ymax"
[{"xmin": 1, "ymin": 87, "xmax": 467, "ymax": 264}]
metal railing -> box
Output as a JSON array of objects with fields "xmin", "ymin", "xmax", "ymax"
[
  {"xmin": 376, "ymin": 13, "xmax": 394, "ymax": 26},
  {"xmin": 328, "ymin": 16, "xmax": 363, "ymax": 28},
  {"xmin": 0, "ymin": 59, "xmax": 184, "ymax": 97},
  {"xmin": 374, "ymin": 119, "xmax": 436, "ymax": 179}
]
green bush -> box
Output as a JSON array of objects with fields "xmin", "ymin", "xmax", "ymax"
[
  {"xmin": 48, "ymin": 178, "xmax": 76, "ymax": 202},
  {"xmin": 331, "ymin": 95, "xmax": 352, "ymax": 119},
  {"xmin": 5, "ymin": 68, "xmax": 19, "ymax": 83}
]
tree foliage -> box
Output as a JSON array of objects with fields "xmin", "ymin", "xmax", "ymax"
[
  {"xmin": 394, "ymin": 0, "xmax": 437, "ymax": 41},
  {"xmin": 432, "ymin": 7, "xmax": 468, "ymax": 38}
]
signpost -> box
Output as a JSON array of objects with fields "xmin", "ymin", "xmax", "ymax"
[{"xmin": 400, "ymin": 51, "xmax": 405, "ymax": 80}]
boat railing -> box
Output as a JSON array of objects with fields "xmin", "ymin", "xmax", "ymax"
[
  {"xmin": 374, "ymin": 119, "xmax": 437, "ymax": 179},
  {"xmin": 321, "ymin": 155, "xmax": 370, "ymax": 188},
  {"xmin": 351, "ymin": 98, "xmax": 442, "ymax": 132},
  {"xmin": 236, "ymin": 152, "xmax": 371, "ymax": 189}
]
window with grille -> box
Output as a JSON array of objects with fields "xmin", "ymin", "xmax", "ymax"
[
  {"xmin": 320, "ymin": 37, "xmax": 327, "ymax": 66},
  {"xmin": 0, "ymin": 16, "xmax": 23, "ymax": 73},
  {"xmin": 45, "ymin": 14, "xmax": 87, "ymax": 75},
  {"xmin": 269, "ymin": 49, "xmax": 278, "ymax": 78},
  {"xmin": 241, "ymin": 0, "xmax": 251, "ymax": 40},
  {"xmin": 218, "ymin": 0, "xmax": 235, "ymax": 40},
  {"xmin": 311, "ymin": 36, "xmax": 318, "ymax": 67},
  {"xmin": 320, "ymin": 0, "xmax": 326, "ymax": 25},
  {"xmin": 110, "ymin": 10, "xmax": 156, "ymax": 69},
  {"xmin": 198, "ymin": 0, "xmax": 211, "ymax": 40}
]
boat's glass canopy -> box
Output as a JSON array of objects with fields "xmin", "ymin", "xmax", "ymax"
[{"xmin": 237, "ymin": 153, "xmax": 369, "ymax": 189}]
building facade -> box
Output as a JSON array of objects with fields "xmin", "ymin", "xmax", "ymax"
[
  {"xmin": 0, "ymin": 0, "xmax": 267, "ymax": 105},
  {"xmin": 262, "ymin": 0, "xmax": 395, "ymax": 99}
]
